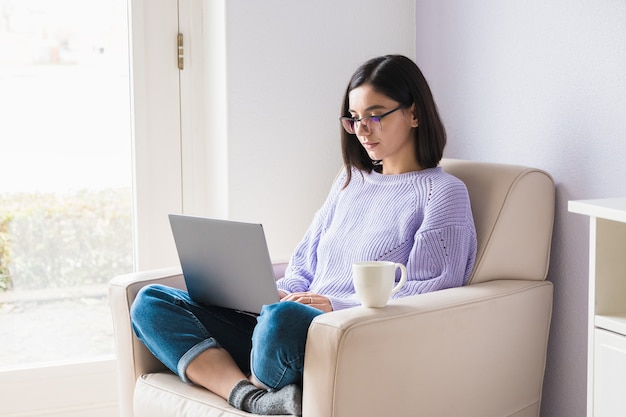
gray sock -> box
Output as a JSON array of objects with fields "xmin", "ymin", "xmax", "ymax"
[{"xmin": 227, "ymin": 379, "xmax": 302, "ymax": 416}]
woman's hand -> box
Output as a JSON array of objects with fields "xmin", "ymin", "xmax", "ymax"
[{"xmin": 280, "ymin": 292, "xmax": 333, "ymax": 313}]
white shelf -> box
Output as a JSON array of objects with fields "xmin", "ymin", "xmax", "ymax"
[
  {"xmin": 569, "ymin": 197, "xmax": 626, "ymax": 417},
  {"xmin": 596, "ymin": 314, "xmax": 626, "ymax": 337},
  {"xmin": 569, "ymin": 198, "xmax": 626, "ymax": 223}
]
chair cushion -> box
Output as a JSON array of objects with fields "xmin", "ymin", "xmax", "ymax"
[{"xmin": 134, "ymin": 372, "xmax": 286, "ymax": 417}]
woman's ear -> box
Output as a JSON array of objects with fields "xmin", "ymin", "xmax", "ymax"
[{"xmin": 409, "ymin": 104, "xmax": 419, "ymax": 127}]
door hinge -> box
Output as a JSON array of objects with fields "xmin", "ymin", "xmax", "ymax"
[{"xmin": 177, "ymin": 33, "xmax": 184, "ymax": 70}]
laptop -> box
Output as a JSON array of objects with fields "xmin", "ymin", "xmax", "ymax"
[{"xmin": 168, "ymin": 214, "xmax": 281, "ymax": 314}]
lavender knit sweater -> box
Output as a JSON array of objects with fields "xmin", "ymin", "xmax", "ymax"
[{"xmin": 276, "ymin": 166, "xmax": 477, "ymax": 311}]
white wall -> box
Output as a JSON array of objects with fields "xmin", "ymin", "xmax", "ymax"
[
  {"xmin": 139, "ymin": 0, "xmax": 415, "ymax": 269},
  {"xmin": 204, "ymin": 0, "xmax": 416, "ymax": 260},
  {"xmin": 416, "ymin": 1, "xmax": 626, "ymax": 416}
]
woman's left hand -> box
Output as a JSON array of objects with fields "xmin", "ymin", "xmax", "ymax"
[{"xmin": 281, "ymin": 292, "xmax": 333, "ymax": 313}]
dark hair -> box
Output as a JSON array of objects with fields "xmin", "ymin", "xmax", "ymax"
[{"xmin": 340, "ymin": 55, "xmax": 446, "ymax": 185}]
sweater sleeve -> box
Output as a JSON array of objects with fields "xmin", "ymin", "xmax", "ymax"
[
  {"xmin": 393, "ymin": 178, "xmax": 477, "ymax": 298},
  {"xmin": 275, "ymin": 217, "xmax": 321, "ymax": 294},
  {"xmin": 276, "ymin": 170, "xmax": 346, "ymax": 294},
  {"xmin": 392, "ymin": 224, "xmax": 476, "ymax": 299}
]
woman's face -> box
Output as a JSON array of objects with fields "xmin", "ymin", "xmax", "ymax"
[{"xmin": 347, "ymin": 84, "xmax": 420, "ymax": 174}]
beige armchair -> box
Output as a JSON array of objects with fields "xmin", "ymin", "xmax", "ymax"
[{"xmin": 109, "ymin": 158, "xmax": 555, "ymax": 417}]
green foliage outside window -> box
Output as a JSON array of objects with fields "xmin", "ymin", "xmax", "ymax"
[{"xmin": 0, "ymin": 188, "xmax": 133, "ymax": 291}]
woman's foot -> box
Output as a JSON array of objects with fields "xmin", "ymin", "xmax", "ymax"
[{"xmin": 228, "ymin": 379, "xmax": 302, "ymax": 416}]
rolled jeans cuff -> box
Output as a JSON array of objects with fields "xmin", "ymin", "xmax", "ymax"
[{"xmin": 177, "ymin": 337, "xmax": 221, "ymax": 383}]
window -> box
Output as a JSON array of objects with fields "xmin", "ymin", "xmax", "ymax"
[
  {"xmin": 0, "ymin": 0, "xmax": 182, "ymax": 417},
  {"xmin": 0, "ymin": 0, "xmax": 132, "ymax": 367}
]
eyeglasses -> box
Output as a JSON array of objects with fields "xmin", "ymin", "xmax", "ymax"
[{"xmin": 340, "ymin": 106, "xmax": 404, "ymax": 134}]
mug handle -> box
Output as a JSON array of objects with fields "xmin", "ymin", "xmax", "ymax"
[{"xmin": 390, "ymin": 263, "xmax": 407, "ymax": 295}]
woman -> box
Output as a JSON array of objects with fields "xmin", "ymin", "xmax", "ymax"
[{"xmin": 131, "ymin": 55, "xmax": 477, "ymax": 416}]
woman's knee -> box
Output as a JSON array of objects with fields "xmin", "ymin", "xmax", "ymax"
[
  {"xmin": 131, "ymin": 284, "xmax": 165, "ymax": 316},
  {"xmin": 130, "ymin": 284, "xmax": 186, "ymax": 329},
  {"xmin": 254, "ymin": 302, "xmax": 322, "ymax": 348},
  {"xmin": 259, "ymin": 302, "xmax": 321, "ymax": 330}
]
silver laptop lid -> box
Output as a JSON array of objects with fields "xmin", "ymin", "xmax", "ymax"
[{"xmin": 169, "ymin": 214, "xmax": 280, "ymax": 314}]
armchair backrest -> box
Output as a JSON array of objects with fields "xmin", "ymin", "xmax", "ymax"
[{"xmin": 440, "ymin": 159, "xmax": 555, "ymax": 285}]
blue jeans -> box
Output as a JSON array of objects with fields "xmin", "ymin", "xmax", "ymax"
[{"xmin": 130, "ymin": 284, "xmax": 323, "ymax": 390}]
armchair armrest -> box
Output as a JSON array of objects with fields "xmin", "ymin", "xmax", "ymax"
[
  {"xmin": 109, "ymin": 267, "xmax": 185, "ymax": 417},
  {"xmin": 302, "ymin": 279, "xmax": 553, "ymax": 417}
]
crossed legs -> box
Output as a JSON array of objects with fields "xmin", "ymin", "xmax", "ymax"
[{"xmin": 130, "ymin": 284, "xmax": 322, "ymax": 415}]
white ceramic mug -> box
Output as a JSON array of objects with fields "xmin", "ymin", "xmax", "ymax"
[{"xmin": 352, "ymin": 261, "xmax": 407, "ymax": 308}]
